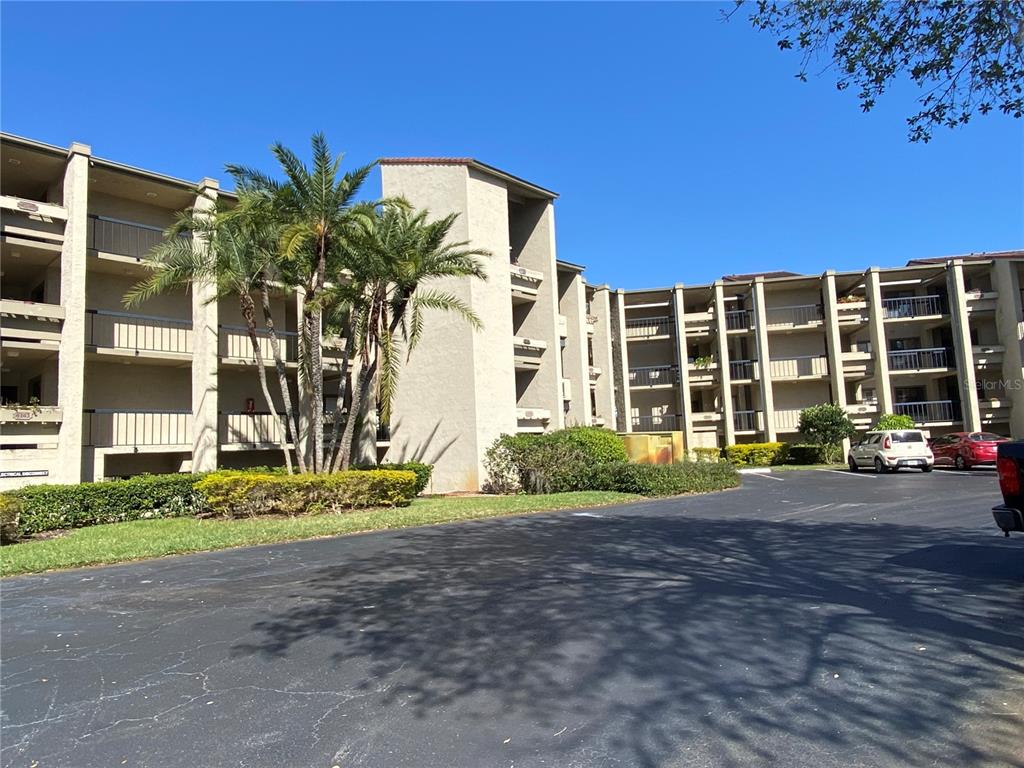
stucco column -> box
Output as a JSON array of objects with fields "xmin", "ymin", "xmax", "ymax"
[
  {"xmin": 190, "ymin": 178, "xmax": 219, "ymax": 473},
  {"xmin": 752, "ymin": 277, "xmax": 776, "ymax": 441},
  {"xmin": 991, "ymin": 259, "xmax": 1024, "ymax": 437},
  {"xmin": 613, "ymin": 289, "xmax": 632, "ymax": 432},
  {"xmin": 55, "ymin": 142, "xmax": 90, "ymax": 483},
  {"xmin": 866, "ymin": 267, "xmax": 893, "ymax": 414},
  {"xmin": 714, "ymin": 281, "xmax": 735, "ymax": 445},
  {"xmin": 591, "ymin": 287, "xmax": 617, "ymax": 427},
  {"xmin": 822, "ymin": 271, "xmax": 847, "ymax": 408},
  {"xmin": 946, "ymin": 260, "xmax": 981, "ymax": 431},
  {"xmin": 672, "ymin": 285, "xmax": 695, "ymax": 448}
]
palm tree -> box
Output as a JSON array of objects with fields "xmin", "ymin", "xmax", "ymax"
[
  {"xmin": 227, "ymin": 134, "xmax": 374, "ymax": 473},
  {"xmin": 330, "ymin": 201, "xmax": 490, "ymax": 471},
  {"xmin": 123, "ymin": 193, "xmax": 305, "ymax": 473}
]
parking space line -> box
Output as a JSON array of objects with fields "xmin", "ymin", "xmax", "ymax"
[
  {"xmin": 747, "ymin": 473, "xmax": 784, "ymax": 481},
  {"xmin": 815, "ymin": 469, "xmax": 875, "ymax": 479}
]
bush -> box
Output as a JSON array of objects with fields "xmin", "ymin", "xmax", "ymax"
[
  {"xmin": 724, "ymin": 442, "xmax": 789, "ymax": 466},
  {"xmin": 691, "ymin": 447, "xmax": 721, "ymax": 462},
  {"xmin": 787, "ymin": 444, "xmax": 830, "ymax": 465},
  {"xmin": 376, "ymin": 462, "xmax": 433, "ymax": 495},
  {"xmin": 874, "ymin": 413, "xmax": 916, "ymax": 431},
  {"xmin": 0, "ymin": 495, "xmax": 22, "ymax": 543},
  {"xmin": 195, "ymin": 469, "xmax": 417, "ymax": 518},
  {"xmin": 591, "ymin": 461, "xmax": 740, "ymax": 496},
  {"xmin": 483, "ymin": 428, "xmax": 627, "ymax": 495},
  {"xmin": 10, "ymin": 474, "xmax": 203, "ymax": 535},
  {"xmin": 550, "ymin": 426, "xmax": 629, "ymax": 464},
  {"xmin": 797, "ymin": 404, "xmax": 857, "ymax": 463}
]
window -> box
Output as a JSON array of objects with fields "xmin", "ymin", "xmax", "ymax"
[
  {"xmin": 969, "ymin": 432, "xmax": 1003, "ymax": 442},
  {"xmin": 892, "ymin": 431, "xmax": 925, "ymax": 443}
]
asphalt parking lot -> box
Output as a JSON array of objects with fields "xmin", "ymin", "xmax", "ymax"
[{"xmin": 2, "ymin": 469, "xmax": 1022, "ymax": 768}]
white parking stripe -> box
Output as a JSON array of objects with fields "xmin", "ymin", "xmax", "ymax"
[
  {"xmin": 748, "ymin": 473, "xmax": 784, "ymax": 481},
  {"xmin": 815, "ymin": 469, "xmax": 876, "ymax": 479}
]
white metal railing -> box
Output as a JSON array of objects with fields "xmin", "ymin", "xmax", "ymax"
[
  {"xmin": 220, "ymin": 412, "xmax": 290, "ymax": 446},
  {"xmin": 733, "ymin": 410, "xmax": 759, "ymax": 431},
  {"xmin": 887, "ymin": 347, "xmax": 950, "ymax": 371},
  {"xmin": 219, "ymin": 324, "xmax": 299, "ymax": 362},
  {"xmin": 774, "ymin": 409, "xmax": 803, "ymax": 432},
  {"xmin": 769, "ymin": 355, "xmax": 828, "ymax": 379},
  {"xmin": 882, "ymin": 294, "xmax": 944, "ymax": 319},
  {"xmin": 729, "ymin": 359, "xmax": 757, "ymax": 379},
  {"xmin": 625, "ymin": 316, "xmax": 673, "ymax": 339},
  {"xmin": 724, "ymin": 309, "xmax": 753, "ymax": 331},
  {"xmin": 632, "ymin": 414, "xmax": 679, "ymax": 432},
  {"xmin": 765, "ymin": 304, "xmax": 823, "ymax": 327},
  {"xmin": 628, "ymin": 365, "xmax": 679, "ymax": 387},
  {"xmin": 87, "ymin": 309, "xmax": 192, "ymax": 354},
  {"xmin": 894, "ymin": 400, "xmax": 959, "ymax": 423},
  {"xmin": 83, "ymin": 409, "xmax": 191, "ymax": 447}
]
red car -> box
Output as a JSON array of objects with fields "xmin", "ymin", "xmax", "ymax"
[{"xmin": 929, "ymin": 431, "xmax": 1009, "ymax": 470}]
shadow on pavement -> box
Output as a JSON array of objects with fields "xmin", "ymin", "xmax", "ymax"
[{"xmin": 233, "ymin": 514, "xmax": 1024, "ymax": 767}]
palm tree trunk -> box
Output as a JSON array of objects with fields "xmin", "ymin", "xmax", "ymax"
[
  {"xmin": 258, "ymin": 287, "xmax": 305, "ymax": 474},
  {"xmin": 240, "ymin": 294, "xmax": 292, "ymax": 474},
  {"xmin": 325, "ymin": 333, "xmax": 352, "ymax": 472},
  {"xmin": 339, "ymin": 355, "xmax": 377, "ymax": 471}
]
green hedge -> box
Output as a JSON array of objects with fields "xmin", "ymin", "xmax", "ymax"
[
  {"xmin": 195, "ymin": 469, "xmax": 418, "ymax": 518},
  {"xmin": 374, "ymin": 462, "xmax": 433, "ymax": 495},
  {"xmin": 483, "ymin": 427, "xmax": 627, "ymax": 494},
  {"xmin": 0, "ymin": 495, "xmax": 22, "ymax": 544},
  {"xmin": 691, "ymin": 447, "xmax": 722, "ymax": 462},
  {"xmin": 786, "ymin": 444, "xmax": 831, "ymax": 465},
  {"xmin": 591, "ymin": 461, "xmax": 740, "ymax": 496},
  {"xmin": 7, "ymin": 474, "xmax": 204, "ymax": 535},
  {"xmin": 724, "ymin": 442, "xmax": 790, "ymax": 466}
]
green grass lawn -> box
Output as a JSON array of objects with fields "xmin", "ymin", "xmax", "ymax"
[
  {"xmin": 770, "ymin": 463, "xmax": 847, "ymax": 472},
  {"xmin": 0, "ymin": 491, "xmax": 642, "ymax": 577}
]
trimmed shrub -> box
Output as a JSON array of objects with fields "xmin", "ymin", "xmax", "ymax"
[
  {"xmin": 725, "ymin": 442, "xmax": 790, "ymax": 466},
  {"xmin": 0, "ymin": 495, "xmax": 22, "ymax": 543},
  {"xmin": 691, "ymin": 447, "xmax": 722, "ymax": 462},
  {"xmin": 377, "ymin": 462, "xmax": 433, "ymax": 495},
  {"xmin": 797, "ymin": 404, "xmax": 857, "ymax": 463},
  {"xmin": 549, "ymin": 426, "xmax": 629, "ymax": 464},
  {"xmin": 195, "ymin": 469, "xmax": 417, "ymax": 518},
  {"xmin": 787, "ymin": 444, "xmax": 831, "ymax": 465},
  {"xmin": 484, "ymin": 428, "xmax": 625, "ymax": 495},
  {"xmin": 874, "ymin": 413, "xmax": 916, "ymax": 431},
  {"xmin": 10, "ymin": 474, "xmax": 203, "ymax": 535},
  {"xmin": 591, "ymin": 461, "xmax": 740, "ymax": 496}
]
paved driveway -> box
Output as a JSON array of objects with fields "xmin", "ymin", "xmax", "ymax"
[{"xmin": 2, "ymin": 470, "xmax": 1022, "ymax": 768}]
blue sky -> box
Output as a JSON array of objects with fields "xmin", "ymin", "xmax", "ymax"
[{"xmin": 2, "ymin": 2, "xmax": 1021, "ymax": 289}]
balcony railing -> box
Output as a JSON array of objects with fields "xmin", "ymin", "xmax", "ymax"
[
  {"xmin": 89, "ymin": 215, "xmax": 174, "ymax": 259},
  {"xmin": 769, "ymin": 355, "xmax": 828, "ymax": 379},
  {"xmin": 632, "ymin": 414, "xmax": 679, "ymax": 432},
  {"xmin": 628, "ymin": 365, "xmax": 679, "ymax": 388},
  {"xmin": 219, "ymin": 412, "xmax": 291, "ymax": 446},
  {"xmin": 887, "ymin": 347, "xmax": 950, "ymax": 371},
  {"xmin": 724, "ymin": 309, "xmax": 752, "ymax": 331},
  {"xmin": 774, "ymin": 409, "xmax": 803, "ymax": 432},
  {"xmin": 625, "ymin": 315, "xmax": 673, "ymax": 339},
  {"xmin": 219, "ymin": 324, "xmax": 299, "ymax": 362},
  {"xmin": 83, "ymin": 409, "xmax": 191, "ymax": 447},
  {"xmin": 733, "ymin": 410, "xmax": 758, "ymax": 432},
  {"xmin": 729, "ymin": 359, "xmax": 757, "ymax": 380},
  {"xmin": 765, "ymin": 304, "xmax": 823, "ymax": 327},
  {"xmin": 86, "ymin": 309, "xmax": 193, "ymax": 354},
  {"xmin": 881, "ymin": 294, "xmax": 944, "ymax": 319},
  {"xmin": 894, "ymin": 400, "xmax": 959, "ymax": 424}
]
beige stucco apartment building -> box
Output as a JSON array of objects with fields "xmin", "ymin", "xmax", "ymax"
[{"xmin": 1, "ymin": 133, "xmax": 1022, "ymax": 492}]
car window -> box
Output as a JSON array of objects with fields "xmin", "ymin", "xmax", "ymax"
[
  {"xmin": 865, "ymin": 434, "xmax": 881, "ymax": 445},
  {"xmin": 892, "ymin": 431, "xmax": 924, "ymax": 443},
  {"xmin": 969, "ymin": 432, "xmax": 1003, "ymax": 441},
  {"xmin": 931, "ymin": 436, "xmax": 949, "ymax": 445}
]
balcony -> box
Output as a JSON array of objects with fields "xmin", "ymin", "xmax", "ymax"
[
  {"xmin": 589, "ymin": 365, "xmax": 601, "ymax": 380},
  {"xmin": 516, "ymin": 407, "xmax": 551, "ymax": 434},
  {"xmin": 0, "ymin": 299, "xmax": 64, "ymax": 349},
  {"xmin": 765, "ymin": 304, "xmax": 823, "ymax": 330},
  {"xmin": 728, "ymin": 359, "xmax": 757, "ymax": 381},
  {"xmin": 512, "ymin": 336, "xmax": 547, "ymax": 371},
  {"xmin": 628, "ymin": 365, "xmax": 678, "ymax": 389},
  {"xmin": 965, "ymin": 289, "xmax": 998, "ymax": 313},
  {"xmin": 769, "ymin": 355, "xmax": 829, "ymax": 380},
  {"xmin": 0, "ymin": 196, "xmax": 66, "ymax": 253},
  {"xmin": 887, "ymin": 347, "xmax": 951, "ymax": 373},
  {"xmin": 219, "ymin": 324, "xmax": 299, "ymax": 366},
  {"xmin": 979, "ymin": 399, "xmax": 1011, "ymax": 424},
  {"xmin": 89, "ymin": 216, "xmax": 168, "ymax": 261},
  {"xmin": 691, "ymin": 411, "xmax": 722, "ymax": 429},
  {"xmin": 561, "ymin": 377, "xmax": 572, "ymax": 401},
  {"xmin": 684, "ymin": 312, "xmax": 713, "ymax": 336},
  {"xmin": 687, "ymin": 358, "xmax": 718, "ymax": 386},
  {"xmin": 774, "ymin": 408, "xmax": 803, "ymax": 433},
  {"xmin": 724, "ymin": 309, "xmax": 753, "ymax": 332},
  {"xmin": 0, "ymin": 406, "xmax": 62, "ymax": 449},
  {"xmin": 882, "ymin": 295, "xmax": 945, "ymax": 320},
  {"xmin": 557, "ymin": 314, "xmax": 568, "ymax": 338},
  {"xmin": 844, "ymin": 401, "xmax": 879, "ymax": 427},
  {"xmin": 973, "ymin": 345, "xmax": 1004, "ymax": 368},
  {"xmin": 625, "ymin": 315, "xmax": 673, "ymax": 340},
  {"xmin": 586, "ymin": 314, "xmax": 597, "ymax": 335},
  {"xmin": 894, "ymin": 400, "xmax": 959, "ymax": 425},
  {"xmin": 632, "ymin": 414, "xmax": 679, "ymax": 432},
  {"xmin": 836, "ymin": 298, "xmax": 869, "ymax": 326},
  {"xmin": 87, "ymin": 309, "xmax": 193, "ymax": 362},
  {"xmin": 219, "ymin": 412, "xmax": 293, "ymax": 449},
  {"xmin": 510, "ymin": 264, "xmax": 543, "ymax": 304},
  {"xmin": 733, "ymin": 410, "xmax": 760, "ymax": 433},
  {"xmin": 84, "ymin": 409, "xmax": 192, "ymax": 448}
]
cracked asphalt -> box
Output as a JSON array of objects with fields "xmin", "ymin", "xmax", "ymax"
[{"xmin": 2, "ymin": 469, "xmax": 1022, "ymax": 767}]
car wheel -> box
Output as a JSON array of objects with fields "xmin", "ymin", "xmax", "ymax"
[
  {"xmin": 848, "ymin": 456, "xmax": 860, "ymax": 472},
  {"xmin": 921, "ymin": 465, "xmax": 932, "ymax": 473},
  {"xmin": 955, "ymin": 455, "xmax": 967, "ymax": 471},
  {"xmin": 874, "ymin": 457, "xmax": 886, "ymax": 474}
]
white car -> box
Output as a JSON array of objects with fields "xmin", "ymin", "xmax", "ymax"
[{"xmin": 848, "ymin": 429, "xmax": 934, "ymax": 473}]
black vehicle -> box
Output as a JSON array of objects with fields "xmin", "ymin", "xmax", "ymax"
[{"xmin": 993, "ymin": 441, "xmax": 1024, "ymax": 536}]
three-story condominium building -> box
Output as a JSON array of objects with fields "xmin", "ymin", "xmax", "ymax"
[{"xmin": 1, "ymin": 132, "xmax": 1021, "ymax": 492}]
